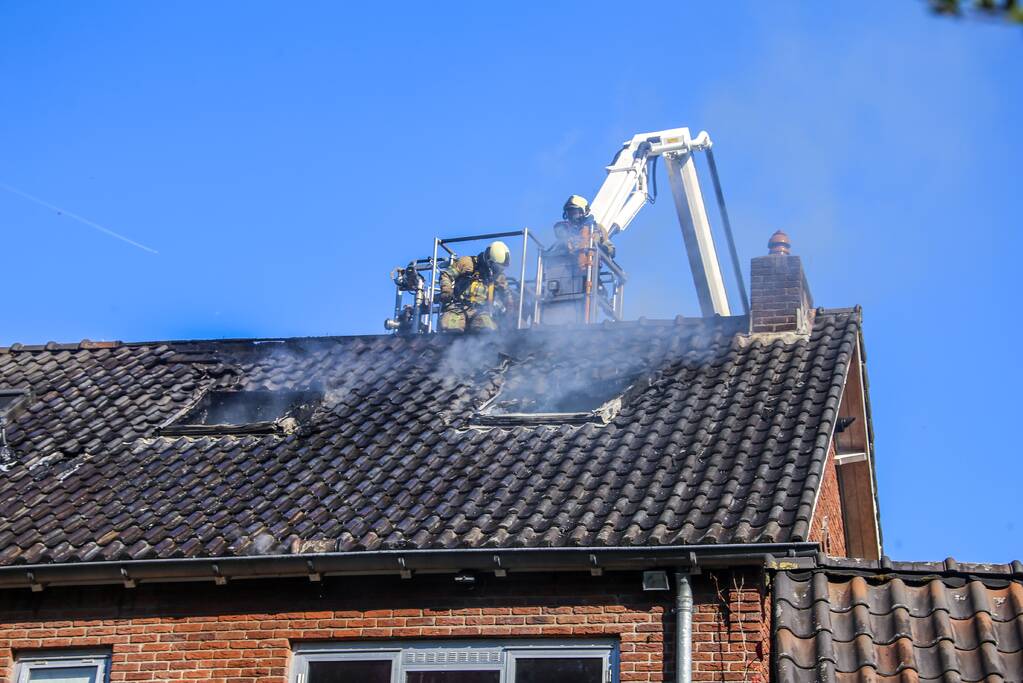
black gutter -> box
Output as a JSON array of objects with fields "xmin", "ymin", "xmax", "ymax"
[{"xmin": 0, "ymin": 543, "xmax": 820, "ymax": 591}]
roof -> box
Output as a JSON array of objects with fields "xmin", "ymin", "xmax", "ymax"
[
  {"xmin": 774, "ymin": 558, "xmax": 1023, "ymax": 683},
  {"xmin": 0, "ymin": 310, "xmax": 859, "ymax": 567}
]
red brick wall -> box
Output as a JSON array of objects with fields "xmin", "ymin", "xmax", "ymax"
[
  {"xmin": 809, "ymin": 447, "xmax": 848, "ymax": 557},
  {"xmin": 0, "ymin": 570, "xmax": 769, "ymax": 683}
]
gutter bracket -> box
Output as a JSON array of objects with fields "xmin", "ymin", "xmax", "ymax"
[
  {"xmin": 120, "ymin": 567, "xmax": 137, "ymax": 589},
  {"xmin": 493, "ymin": 555, "xmax": 507, "ymax": 578},
  {"xmin": 212, "ymin": 563, "xmax": 228, "ymax": 586},
  {"xmin": 589, "ymin": 554, "xmax": 603, "ymax": 576},
  {"xmin": 306, "ymin": 560, "xmax": 322, "ymax": 583},
  {"xmin": 764, "ymin": 556, "xmax": 816, "ymax": 570},
  {"xmin": 27, "ymin": 570, "xmax": 42, "ymax": 592},
  {"xmin": 398, "ymin": 557, "xmax": 412, "ymax": 580},
  {"xmin": 688, "ymin": 551, "xmax": 701, "ymax": 575}
]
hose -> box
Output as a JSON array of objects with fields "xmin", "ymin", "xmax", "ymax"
[{"xmin": 705, "ymin": 147, "xmax": 750, "ymax": 315}]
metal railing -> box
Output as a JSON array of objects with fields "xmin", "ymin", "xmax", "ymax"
[{"xmin": 385, "ymin": 228, "xmax": 627, "ymax": 334}]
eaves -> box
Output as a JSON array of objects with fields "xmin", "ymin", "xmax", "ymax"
[{"xmin": 0, "ymin": 542, "xmax": 820, "ymax": 592}]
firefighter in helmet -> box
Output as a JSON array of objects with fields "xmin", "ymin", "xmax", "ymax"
[
  {"xmin": 552, "ymin": 195, "xmax": 615, "ymax": 269},
  {"xmin": 439, "ymin": 240, "xmax": 516, "ymax": 332}
]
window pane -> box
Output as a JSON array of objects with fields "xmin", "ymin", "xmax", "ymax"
[
  {"xmin": 406, "ymin": 672, "xmax": 500, "ymax": 683},
  {"xmin": 27, "ymin": 667, "xmax": 98, "ymax": 683},
  {"xmin": 308, "ymin": 660, "xmax": 392, "ymax": 683},
  {"xmin": 514, "ymin": 658, "xmax": 603, "ymax": 683}
]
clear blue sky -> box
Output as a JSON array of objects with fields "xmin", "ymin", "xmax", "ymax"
[{"xmin": 1, "ymin": 3, "xmax": 1020, "ymax": 563}]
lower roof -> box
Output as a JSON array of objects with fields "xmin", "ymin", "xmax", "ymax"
[{"xmin": 775, "ymin": 557, "xmax": 1023, "ymax": 683}]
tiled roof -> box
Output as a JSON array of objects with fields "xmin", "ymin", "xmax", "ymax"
[
  {"xmin": 0, "ymin": 310, "xmax": 859, "ymax": 566},
  {"xmin": 774, "ymin": 559, "xmax": 1023, "ymax": 683}
]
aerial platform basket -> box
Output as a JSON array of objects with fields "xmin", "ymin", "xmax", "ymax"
[{"xmin": 385, "ymin": 228, "xmax": 627, "ymax": 334}]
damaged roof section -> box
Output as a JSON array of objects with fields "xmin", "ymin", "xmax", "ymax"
[
  {"xmin": 160, "ymin": 389, "xmax": 322, "ymax": 436},
  {"xmin": 0, "ymin": 310, "xmax": 858, "ymax": 565},
  {"xmin": 472, "ymin": 348, "xmax": 643, "ymax": 426},
  {"xmin": 774, "ymin": 558, "xmax": 1023, "ymax": 683}
]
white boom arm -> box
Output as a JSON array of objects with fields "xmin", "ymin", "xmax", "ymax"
[{"xmin": 588, "ymin": 127, "xmax": 732, "ymax": 317}]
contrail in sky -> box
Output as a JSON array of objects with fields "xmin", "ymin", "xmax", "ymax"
[{"xmin": 0, "ymin": 182, "xmax": 159, "ymax": 254}]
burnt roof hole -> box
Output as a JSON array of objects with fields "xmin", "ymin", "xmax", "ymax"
[
  {"xmin": 0, "ymin": 392, "xmax": 27, "ymax": 415},
  {"xmin": 477, "ymin": 363, "xmax": 638, "ymax": 425},
  {"xmin": 186, "ymin": 390, "xmax": 315, "ymax": 425},
  {"xmin": 163, "ymin": 389, "xmax": 322, "ymax": 436},
  {"xmin": 0, "ymin": 388, "xmax": 30, "ymax": 471}
]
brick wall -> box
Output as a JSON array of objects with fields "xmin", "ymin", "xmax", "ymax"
[
  {"xmin": 749, "ymin": 253, "xmax": 813, "ymax": 335},
  {"xmin": 0, "ymin": 569, "xmax": 769, "ymax": 683},
  {"xmin": 809, "ymin": 447, "xmax": 848, "ymax": 557}
]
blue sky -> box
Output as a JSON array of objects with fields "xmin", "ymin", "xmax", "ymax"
[{"xmin": 1, "ymin": 3, "xmax": 1020, "ymax": 563}]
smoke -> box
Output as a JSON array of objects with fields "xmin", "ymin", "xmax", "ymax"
[
  {"xmin": 485, "ymin": 360, "xmax": 636, "ymax": 415},
  {"xmin": 238, "ymin": 339, "xmax": 372, "ymax": 411},
  {"xmin": 228, "ymin": 530, "xmax": 284, "ymax": 556},
  {"xmin": 242, "ymin": 328, "xmax": 657, "ymax": 429},
  {"xmin": 212, "ymin": 315, "xmax": 716, "ymax": 438},
  {"xmin": 434, "ymin": 333, "xmax": 503, "ymax": 381},
  {"xmin": 194, "ymin": 389, "xmax": 316, "ymax": 425},
  {"xmin": 432, "ymin": 324, "xmax": 684, "ymax": 418}
]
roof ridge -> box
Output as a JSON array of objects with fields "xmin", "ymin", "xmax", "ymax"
[
  {"xmin": 772, "ymin": 554, "xmax": 1023, "ymax": 581},
  {"xmin": 1, "ymin": 315, "xmax": 757, "ymax": 352},
  {"xmin": 813, "ymin": 556, "xmax": 1023, "ymax": 579},
  {"xmin": 0, "ymin": 308, "xmax": 867, "ymax": 354},
  {"xmin": 0, "ymin": 339, "xmax": 125, "ymax": 353}
]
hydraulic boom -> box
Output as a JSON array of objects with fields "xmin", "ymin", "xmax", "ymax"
[{"xmin": 588, "ymin": 127, "xmax": 747, "ymax": 317}]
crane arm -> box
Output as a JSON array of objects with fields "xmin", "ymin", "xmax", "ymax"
[{"xmin": 587, "ymin": 127, "xmax": 738, "ymax": 317}]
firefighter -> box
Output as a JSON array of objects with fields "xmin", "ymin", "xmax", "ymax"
[
  {"xmin": 552, "ymin": 195, "xmax": 615, "ymax": 270},
  {"xmin": 439, "ymin": 240, "xmax": 515, "ymax": 332}
]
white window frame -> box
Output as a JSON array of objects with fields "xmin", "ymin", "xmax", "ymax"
[
  {"xmin": 292, "ymin": 640, "xmax": 616, "ymax": 683},
  {"xmin": 14, "ymin": 651, "xmax": 110, "ymax": 683}
]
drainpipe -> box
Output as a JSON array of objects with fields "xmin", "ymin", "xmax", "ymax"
[{"xmin": 674, "ymin": 571, "xmax": 693, "ymax": 683}]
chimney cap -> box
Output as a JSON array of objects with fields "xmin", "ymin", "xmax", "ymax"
[{"xmin": 767, "ymin": 230, "xmax": 791, "ymax": 255}]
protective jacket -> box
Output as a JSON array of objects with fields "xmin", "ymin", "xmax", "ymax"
[
  {"xmin": 552, "ymin": 216, "xmax": 616, "ymax": 270},
  {"xmin": 439, "ymin": 254, "xmax": 514, "ymax": 332}
]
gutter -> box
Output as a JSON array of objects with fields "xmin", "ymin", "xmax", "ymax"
[{"xmin": 0, "ymin": 542, "xmax": 820, "ymax": 591}]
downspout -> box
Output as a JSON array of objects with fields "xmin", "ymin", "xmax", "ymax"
[{"xmin": 674, "ymin": 571, "xmax": 693, "ymax": 683}]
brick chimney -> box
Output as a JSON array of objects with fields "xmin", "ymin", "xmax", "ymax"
[{"xmin": 750, "ymin": 230, "xmax": 813, "ymax": 335}]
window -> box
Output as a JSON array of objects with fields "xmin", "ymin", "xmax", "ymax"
[
  {"xmin": 294, "ymin": 641, "xmax": 614, "ymax": 683},
  {"xmin": 308, "ymin": 658, "xmax": 396, "ymax": 683},
  {"xmin": 15, "ymin": 652, "xmax": 109, "ymax": 683},
  {"xmin": 161, "ymin": 389, "xmax": 322, "ymax": 435}
]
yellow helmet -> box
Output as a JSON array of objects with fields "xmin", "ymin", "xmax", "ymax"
[
  {"xmin": 563, "ymin": 195, "xmax": 590, "ymax": 219},
  {"xmin": 485, "ymin": 240, "xmax": 511, "ymax": 270}
]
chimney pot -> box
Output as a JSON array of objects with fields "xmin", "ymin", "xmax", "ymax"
[{"xmin": 767, "ymin": 230, "xmax": 791, "ymax": 255}]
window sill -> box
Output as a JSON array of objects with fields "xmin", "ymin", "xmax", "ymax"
[
  {"xmin": 158, "ymin": 421, "xmax": 280, "ymax": 436},
  {"xmin": 470, "ymin": 412, "xmax": 599, "ymax": 427}
]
